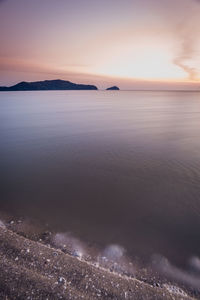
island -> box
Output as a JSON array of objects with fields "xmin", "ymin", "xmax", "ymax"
[
  {"xmin": 0, "ymin": 79, "xmax": 98, "ymax": 91},
  {"xmin": 106, "ymin": 86, "xmax": 120, "ymax": 90}
]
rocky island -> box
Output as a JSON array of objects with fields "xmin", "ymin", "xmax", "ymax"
[
  {"xmin": 106, "ymin": 86, "xmax": 120, "ymax": 90},
  {"xmin": 0, "ymin": 79, "xmax": 98, "ymax": 91}
]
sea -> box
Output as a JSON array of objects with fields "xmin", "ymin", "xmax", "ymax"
[{"xmin": 1, "ymin": 90, "xmax": 200, "ymax": 266}]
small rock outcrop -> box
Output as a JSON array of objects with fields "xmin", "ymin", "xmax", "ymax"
[{"xmin": 106, "ymin": 86, "xmax": 120, "ymax": 90}]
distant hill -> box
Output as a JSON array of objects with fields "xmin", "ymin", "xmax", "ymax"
[
  {"xmin": 106, "ymin": 86, "xmax": 120, "ymax": 90},
  {"xmin": 0, "ymin": 79, "xmax": 98, "ymax": 91}
]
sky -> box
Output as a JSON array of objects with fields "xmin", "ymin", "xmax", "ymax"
[{"xmin": 0, "ymin": 0, "xmax": 200, "ymax": 90}]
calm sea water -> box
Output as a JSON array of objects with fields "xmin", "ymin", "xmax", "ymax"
[{"xmin": 1, "ymin": 90, "xmax": 200, "ymax": 264}]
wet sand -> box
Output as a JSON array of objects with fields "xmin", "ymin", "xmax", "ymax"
[{"xmin": 0, "ymin": 222, "xmax": 197, "ymax": 300}]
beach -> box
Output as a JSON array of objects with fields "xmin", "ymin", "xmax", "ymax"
[{"xmin": 0, "ymin": 217, "xmax": 197, "ymax": 300}]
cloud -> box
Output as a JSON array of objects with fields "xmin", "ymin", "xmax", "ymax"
[
  {"xmin": 173, "ymin": 33, "xmax": 197, "ymax": 81},
  {"xmin": 172, "ymin": 0, "xmax": 200, "ymax": 81}
]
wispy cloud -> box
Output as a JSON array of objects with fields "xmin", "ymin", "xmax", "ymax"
[
  {"xmin": 173, "ymin": 0, "xmax": 200, "ymax": 81},
  {"xmin": 173, "ymin": 31, "xmax": 197, "ymax": 81}
]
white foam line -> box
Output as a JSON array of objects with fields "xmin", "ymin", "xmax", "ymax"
[{"xmin": 0, "ymin": 220, "xmax": 6, "ymax": 229}]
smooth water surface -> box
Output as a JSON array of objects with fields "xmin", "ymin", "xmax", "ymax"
[{"xmin": 1, "ymin": 90, "xmax": 200, "ymax": 263}]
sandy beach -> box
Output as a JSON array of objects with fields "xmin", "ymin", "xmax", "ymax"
[{"xmin": 0, "ymin": 218, "xmax": 197, "ymax": 300}]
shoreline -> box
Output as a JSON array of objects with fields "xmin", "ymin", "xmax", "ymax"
[{"xmin": 0, "ymin": 220, "xmax": 196, "ymax": 300}]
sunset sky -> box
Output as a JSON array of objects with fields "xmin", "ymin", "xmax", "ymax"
[{"xmin": 0, "ymin": 0, "xmax": 200, "ymax": 89}]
